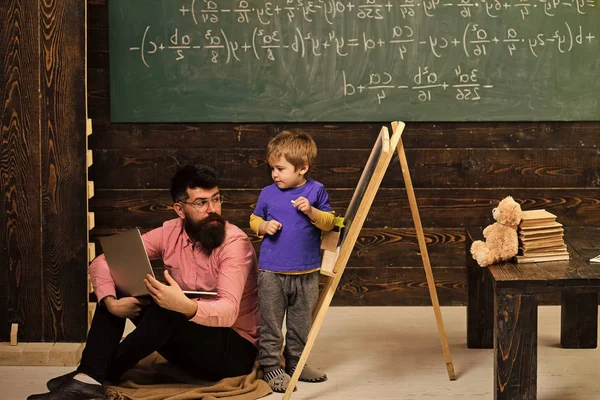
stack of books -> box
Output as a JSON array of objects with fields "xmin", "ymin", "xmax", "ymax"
[{"xmin": 515, "ymin": 209, "xmax": 569, "ymax": 263}]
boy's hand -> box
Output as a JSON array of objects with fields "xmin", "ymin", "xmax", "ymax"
[
  {"xmin": 293, "ymin": 197, "xmax": 318, "ymax": 223},
  {"xmin": 262, "ymin": 219, "xmax": 282, "ymax": 235},
  {"xmin": 292, "ymin": 197, "xmax": 312, "ymax": 215}
]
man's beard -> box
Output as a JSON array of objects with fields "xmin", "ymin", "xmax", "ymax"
[{"xmin": 184, "ymin": 213, "xmax": 227, "ymax": 254}]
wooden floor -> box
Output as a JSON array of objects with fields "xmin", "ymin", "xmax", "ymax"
[{"xmin": 2, "ymin": 306, "xmax": 599, "ymax": 400}]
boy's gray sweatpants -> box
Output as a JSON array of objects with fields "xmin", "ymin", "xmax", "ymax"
[{"xmin": 257, "ymin": 270, "xmax": 320, "ymax": 372}]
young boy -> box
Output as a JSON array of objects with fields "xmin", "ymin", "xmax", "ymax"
[{"xmin": 250, "ymin": 131, "xmax": 335, "ymax": 392}]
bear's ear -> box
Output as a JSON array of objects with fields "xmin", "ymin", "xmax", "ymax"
[{"xmin": 506, "ymin": 202, "xmax": 522, "ymax": 227}]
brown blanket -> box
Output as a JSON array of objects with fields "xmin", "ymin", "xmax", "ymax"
[{"xmin": 105, "ymin": 353, "xmax": 271, "ymax": 400}]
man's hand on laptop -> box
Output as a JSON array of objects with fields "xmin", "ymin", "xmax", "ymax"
[
  {"xmin": 144, "ymin": 270, "xmax": 198, "ymax": 318},
  {"xmin": 104, "ymin": 296, "xmax": 148, "ymax": 319}
]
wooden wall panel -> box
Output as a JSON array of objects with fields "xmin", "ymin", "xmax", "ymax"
[
  {"xmin": 86, "ymin": 0, "xmax": 600, "ymax": 307},
  {"xmin": 0, "ymin": 0, "xmax": 42, "ymax": 342},
  {"xmin": 89, "ymin": 188, "xmax": 600, "ymax": 229},
  {"xmin": 39, "ymin": 0, "xmax": 88, "ymax": 341},
  {"xmin": 89, "ymin": 148, "xmax": 599, "ymax": 189},
  {"xmin": 1, "ymin": 0, "xmax": 87, "ymax": 342},
  {"xmin": 93, "ymin": 227, "xmax": 466, "ymax": 270},
  {"xmin": 88, "ymin": 121, "xmax": 600, "ymax": 150}
]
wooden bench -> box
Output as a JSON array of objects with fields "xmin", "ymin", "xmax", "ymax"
[{"xmin": 465, "ymin": 227, "xmax": 600, "ymax": 400}]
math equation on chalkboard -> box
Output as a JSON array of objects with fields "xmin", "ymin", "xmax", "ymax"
[{"xmin": 109, "ymin": 0, "xmax": 600, "ymax": 122}]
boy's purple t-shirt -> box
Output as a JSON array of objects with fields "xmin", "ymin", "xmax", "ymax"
[{"xmin": 253, "ymin": 179, "xmax": 333, "ymax": 272}]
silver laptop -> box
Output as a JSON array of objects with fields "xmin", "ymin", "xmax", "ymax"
[{"xmin": 98, "ymin": 229, "xmax": 217, "ymax": 298}]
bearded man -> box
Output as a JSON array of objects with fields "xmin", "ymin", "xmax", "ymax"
[{"xmin": 29, "ymin": 165, "xmax": 259, "ymax": 400}]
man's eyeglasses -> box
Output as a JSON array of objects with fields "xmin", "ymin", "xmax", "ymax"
[{"xmin": 178, "ymin": 194, "xmax": 224, "ymax": 211}]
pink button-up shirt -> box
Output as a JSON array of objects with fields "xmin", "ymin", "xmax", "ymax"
[{"xmin": 90, "ymin": 218, "xmax": 259, "ymax": 345}]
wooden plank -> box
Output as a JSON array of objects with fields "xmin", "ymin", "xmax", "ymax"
[
  {"xmin": 568, "ymin": 230, "xmax": 600, "ymax": 276},
  {"xmin": 89, "ymin": 148, "xmax": 600, "ymax": 189},
  {"xmin": 333, "ymin": 228, "xmax": 465, "ymax": 268},
  {"xmin": 488, "ymin": 262, "xmax": 549, "ymax": 289},
  {"xmin": 90, "ymin": 122, "xmax": 598, "ymax": 150},
  {"xmin": 465, "ymin": 230, "xmax": 494, "ymax": 349},
  {"xmin": 0, "ymin": 0, "xmax": 43, "ymax": 342},
  {"xmin": 10, "ymin": 324, "xmax": 18, "ymax": 346},
  {"xmin": 328, "ymin": 266, "xmax": 467, "ymax": 307},
  {"xmin": 561, "ymin": 293, "xmax": 598, "ymax": 349},
  {"xmin": 564, "ymin": 227, "xmax": 600, "ymax": 251},
  {"xmin": 88, "ymin": 242, "xmax": 96, "ymax": 262},
  {"xmin": 495, "ymin": 293, "xmax": 537, "ymax": 400},
  {"xmin": 320, "ymin": 230, "xmax": 339, "ymax": 252},
  {"xmin": 88, "ymin": 212, "xmax": 95, "ymax": 230},
  {"xmin": 320, "ymin": 249, "xmax": 337, "ymax": 277},
  {"xmin": 87, "ymin": 181, "xmax": 95, "ymax": 199},
  {"xmin": 533, "ymin": 245, "xmax": 600, "ymax": 286},
  {"xmin": 40, "ymin": 0, "xmax": 88, "ymax": 341},
  {"xmin": 0, "ymin": 342, "xmax": 23, "ymax": 365},
  {"xmin": 48, "ymin": 343, "xmax": 85, "ymax": 366},
  {"xmin": 496, "ymin": 285, "xmax": 600, "ymax": 296},
  {"xmin": 87, "ymin": 120, "xmax": 600, "ymax": 150},
  {"xmin": 89, "ymin": 188, "xmax": 600, "ymax": 228},
  {"xmin": 86, "ymin": 1, "xmax": 109, "ymax": 70},
  {"xmin": 94, "ymin": 226, "xmax": 466, "ymax": 269}
]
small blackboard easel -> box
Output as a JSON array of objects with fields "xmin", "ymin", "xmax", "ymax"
[{"xmin": 284, "ymin": 121, "xmax": 456, "ymax": 399}]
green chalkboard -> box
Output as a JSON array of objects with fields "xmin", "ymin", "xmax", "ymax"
[{"xmin": 109, "ymin": 0, "xmax": 600, "ymax": 122}]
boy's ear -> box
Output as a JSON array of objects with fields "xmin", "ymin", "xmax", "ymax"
[{"xmin": 298, "ymin": 163, "xmax": 309, "ymax": 175}]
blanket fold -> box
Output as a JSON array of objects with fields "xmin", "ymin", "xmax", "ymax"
[{"xmin": 105, "ymin": 353, "xmax": 271, "ymax": 400}]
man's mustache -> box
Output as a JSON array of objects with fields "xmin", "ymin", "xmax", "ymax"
[{"xmin": 201, "ymin": 213, "xmax": 225, "ymax": 225}]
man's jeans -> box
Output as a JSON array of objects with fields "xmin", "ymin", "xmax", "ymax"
[{"xmin": 78, "ymin": 300, "xmax": 257, "ymax": 383}]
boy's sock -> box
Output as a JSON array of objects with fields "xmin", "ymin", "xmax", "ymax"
[
  {"xmin": 263, "ymin": 367, "xmax": 296, "ymax": 393},
  {"xmin": 73, "ymin": 373, "xmax": 102, "ymax": 386},
  {"xmin": 286, "ymin": 362, "xmax": 328, "ymax": 383}
]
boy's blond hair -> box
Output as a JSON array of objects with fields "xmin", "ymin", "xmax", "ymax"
[{"xmin": 266, "ymin": 131, "xmax": 317, "ymax": 170}]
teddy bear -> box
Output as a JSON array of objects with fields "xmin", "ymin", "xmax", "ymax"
[{"xmin": 470, "ymin": 196, "xmax": 522, "ymax": 267}]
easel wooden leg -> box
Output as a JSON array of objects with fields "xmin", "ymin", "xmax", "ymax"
[
  {"xmin": 312, "ymin": 274, "xmax": 336, "ymax": 321},
  {"xmin": 392, "ymin": 121, "xmax": 456, "ymax": 381},
  {"xmin": 284, "ymin": 272, "xmax": 342, "ymax": 400}
]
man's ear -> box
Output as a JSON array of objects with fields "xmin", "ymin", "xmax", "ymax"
[{"xmin": 173, "ymin": 202, "xmax": 185, "ymax": 219}]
